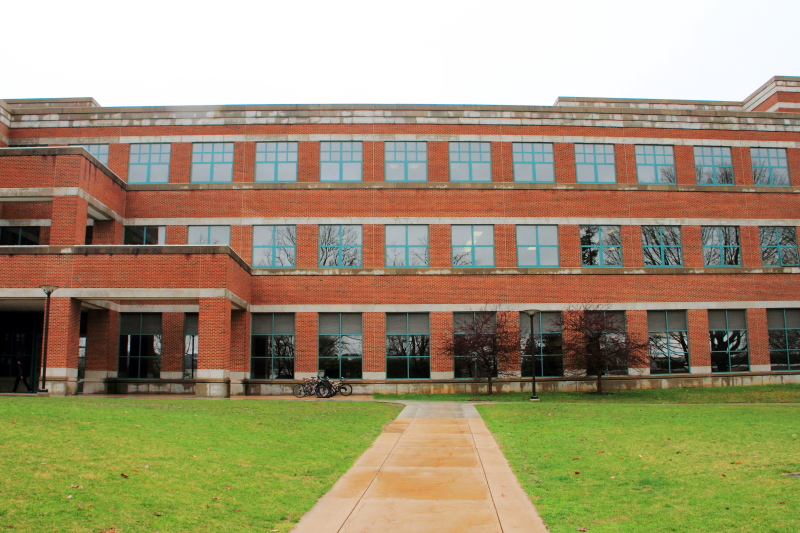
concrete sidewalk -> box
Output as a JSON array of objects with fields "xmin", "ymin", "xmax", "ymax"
[{"xmin": 292, "ymin": 401, "xmax": 548, "ymax": 533}]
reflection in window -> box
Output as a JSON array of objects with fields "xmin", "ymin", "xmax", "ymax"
[
  {"xmin": 318, "ymin": 313, "xmax": 362, "ymax": 379},
  {"xmin": 575, "ymin": 144, "xmax": 616, "ymax": 183},
  {"xmin": 124, "ymin": 226, "xmax": 165, "ymax": 245},
  {"xmin": 580, "ymin": 225, "xmax": 621, "ymax": 266},
  {"xmin": 642, "ymin": 226, "xmax": 682, "ymax": 266},
  {"xmin": 386, "ymin": 225, "xmax": 428, "ymax": 267},
  {"xmin": 188, "ymin": 226, "xmax": 231, "ymax": 245},
  {"xmin": 702, "ymin": 226, "xmax": 740, "ymax": 266},
  {"xmin": 520, "ymin": 312, "xmax": 563, "ymax": 377},
  {"xmin": 648, "ymin": 310, "xmax": 689, "ymax": 374},
  {"xmin": 767, "ymin": 309, "xmax": 800, "ymax": 371},
  {"xmin": 635, "ymin": 145, "xmax": 676, "ymax": 184},
  {"xmin": 253, "ymin": 226, "xmax": 296, "ymax": 268},
  {"xmin": 759, "ymin": 226, "xmax": 799, "ymax": 266},
  {"xmin": 752, "ymin": 148, "xmax": 789, "ymax": 186},
  {"xmin": 320, "ymin": 142, "xmax": 362, "ymax": 182},
  {"xmin": 516, "ymin": 225, "xmax": 559, "ymax": 267},
  {"xmin": 0, "ymin": 226, "xmax": 40, "ymax": 245},
  {"xmin": 453, "ymin": 312, "xmax": 498, "ymax": 378},
  {"xmin": 183, "ymin": 313, "xmax": 198, "ymax": 380},
  {"xmin": 251, "ymin": 313, "xmax": 295, "ymax": 379},
  {"xmin": 118, "ymin": 313, "xmax": 161, "ymax": 379},
  {"xmin": 191, "ymin": 143, "xmax": 234, "ymax": 183},
  {"xmin": 708, "ymin": 309, "xmax": 749, "ymax": 372},
  {"xmin": 694, "ymin": 146, "xmax": 733, "ymax": 185},
  {"xmin": 452, "ymin": 225, "xmax": 494, "ymax": 267},
  {"xmin": 385, "ymin": 142, "xmax": 427, "ymax": 182},
  {"xmin": 319, "ymin": 225, "xmax": 362, "ymax": 267},
  {"xmin": 128, "ymin": 144, "xmax": 171, "ymax": 184},
  {"xmin": 256, "ymin": 142, "xmax": 298, "ymax": 182},
  {"xmin": 513, "ymin": 143, "xmax": 554, "ymax": 183},
  {"xmin": 386, "ymin": 313, "xmax": 430, "ymax": 379},
  {"xmin": 585, "ymin": 311, "xmax": 628, "ymax": 375},
  {"xmin": 449, "ymin": 142, "xmax": 491, "ymax": 182}
]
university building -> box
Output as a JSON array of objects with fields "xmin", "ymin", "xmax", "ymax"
[{"xmin": 1, "ymin": 76, "xmax": 799, "ymax": 396}]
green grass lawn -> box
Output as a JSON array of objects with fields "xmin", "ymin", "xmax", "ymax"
[
  {"xmin": 375, "ymin": 383, "xmax": 800, "ymax": 403},
  {"xmin": 478, "ymin": 402, "xmax": 800, "ymax": 533},
  {"xmin": 0, "ymin": 397, "xmax": 401, "ymax": 533}
]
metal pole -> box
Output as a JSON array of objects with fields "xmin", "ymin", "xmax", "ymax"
[
  {"xmin": 40, "ymin": 290, "xmax": 52, "ymax": 392},
  {"xmin": 529, "ymin": 312, "xmax": 539, "ymax": 401}
]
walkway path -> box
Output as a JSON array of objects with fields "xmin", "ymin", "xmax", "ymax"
[{"xmin": 292, "ymin": 401, "xmax": 548, "ymax": 533}]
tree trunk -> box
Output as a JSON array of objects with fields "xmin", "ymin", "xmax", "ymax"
[
  {"xmin": 486, "ymin": 375, "xmax": 493, "ymax": 395},
  {"xmin": 596, "ymin": 373, "xmax": 603, "ymax": 394}
]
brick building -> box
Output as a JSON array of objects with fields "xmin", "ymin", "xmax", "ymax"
[{"xmin": 1, "ymin": 76, "xmax": 799, "ymax": 396}]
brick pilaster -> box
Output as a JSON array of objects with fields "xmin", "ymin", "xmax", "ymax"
[
  {"xmin": 687, "ymin": 309, "xmax": 710, "ymax": 372},
  {"xmin": 160, "ymin": 312, "xmax": 185, "ymax": 377},
  {"xmin": 363, "ymin": 312, "xmax": 385, "ymax": 375},
  {"xmin": 429, "ymin": 141, "xmax": 449, "ymax": 183},
  {"xmin": 747, "ymin": 308, "xmax": 769, "ymax": 368},
  {"xmin": 50, "ymin": 196, "xmax": 89, "ymax": 245},
  {"xmin": 674, "ymin": 145, "xmax": 696, "ymax": 185}
]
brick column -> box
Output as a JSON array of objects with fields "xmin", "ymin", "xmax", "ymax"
[
  {"xmin": 682, "ymin": 225, "xmax": 704, "ymax": 267},
  {"xmin": 362, "ymin": 312, "xmax": 385, "ymax": 379},
  {"xmin": 731, "ymin": 147, "xmax": 752, "ymax": 186},
  {"xmin": 615, "ymin": 144, "xmax": 637, "ymax": 185},
  {"xmin": 554, "ymin": 143, "xmax": 576, "ymax": 184},
  {"xmin": 623, "ymin": 225, "xmax": 642, "ymax": 267},
  {"xmin": 196, "ymin": 298, "xmax": 231, "ymax": 397},
  {"xmin": 560, "ymin": 224, "xmax": 582, "ymax": 267},
  {"xmin": 740, "ymin": 226, "xmax": 762, "ymax": 267},
  {"xmin": 498, "ymin": 310, "xmax": 521, "ymax": 376},
  {"xmin": 92, "ymin": 220, "xmax": 124, "ymax": 245},
  {"xmin": 493, "ymin": 142, "xmax": 513, "ymax": 183},
  {"xmin": 363, "ymin": 224, "xmax": 382, "ymax": 269},
  {"xmin": 234, "ymin": 142, "xmax": 254, "ymax": 183},
  {"xmin": 294, "ymin": 312, "xmax": 318, "ymax": 378},
  {"xmin": 84, "ymin": 309, "xmax": 119, "ymax": 394},
  {"xmin": 108, "ymin": 143, "xmax": 129, "ymax": 180},
  {"xmin": 160, "ymin": 312, "xmax": 185, "ymax": 380},
  {"xmin": 495, "ymin": 224, "xmax": 516, "ymax": 267},
  {"xmin": 561, "ymin": 310, "xmax": 584, "ymax": 376},
  {"xmin": 430, "ymin": 311, "xmax": 453, "ymax": 378},
  {"xmin": 229, "ymin": 309, "xmax": 251, "ymax": 395},
  {"xmin": 687, "ymin": 309, "xmax": 711, "ymax": 373},
  {"xmin": 747, "ymin": 308, "xmax": 770, "ymax": 372},
  {"xmin": 170, "ymin": 143, "xmax": 192, "ymax": 183},
  {"xmin": 363, "ymin": 141, "xmax": 383, "ymax": 183},
  {"xmin": 50, "ymin": 196, "xmax": 89, "ymax": 245},
  {"xmin": 231, "ymin": 225, "xmax": 252, "ymax": 264},
  {"xmin": 298, "ymin": 141, "xmax": 319, "ymax": 183},
  {"xmin": 674, "ymin": 145, "xmax": 696, "ymax": 185},
  {"xmin": 296, "ymin": 225, "xmax": 318, "ymax": 268},
  {"xmin": 626, "ymin": 310, "xmax": 650, "ymax": 375},
  {"xmin": 43, "ymin": 297, "xmax": 82, "ymax": 395},
  {"xmin": 167, "ymin": 225, "xmax": 188, "ymax": 245},
  {"xmin": 429, "ymin": 224, "xmax": 451, "ymax": 268},
  {"xmin": 428, "ymin": 141, "xmax": 449, "ymax": 183},
  {"xmin": 786, "ymin": 148, "xmax": 800, "ymax": 186}
]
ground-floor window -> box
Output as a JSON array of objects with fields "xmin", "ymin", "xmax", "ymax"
[
  {"xmin": 183, "ymin": 313, "xmax": 198, "ymax": 380},
  {"xmin": 118, "ymin": 313, "xmax": 161, "ymax": 379},
  {"xmin": 251, "ymin": 313, "xmax": 295, "ymax": 379},
  {"xmin": 767, "ymin": 309, "xmax": 800, "ymax": 371},
  {"xmin": 453, "ymin": 312, "xmax": 498, "ymax": 378},
  {"xmin": 319, "ymin": 313, "xmax": 362, "ymax": 379},
  {"xmin": 520, "ymin": 311, "xmax": 564, "ymax": 377},
  {"xmin": 386, "ymin": 313, "xmax": 430, "ymax": 379},
  {"xmin": 709, "ymin": 310, "xmax": 749, "ymax": 372},
  {"xmin": 648, "ymin": 310, "xmax": 690, "ymax": 374}
]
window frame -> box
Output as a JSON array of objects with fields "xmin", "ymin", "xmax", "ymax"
[
  {"xmin": 255, "ymin": 141, "xmax": 298, "ymax": 182},
  {"xmin": 74, "ymin": 144, "xmax": 109, "ymax": 165},
  {"xmin": 124, "ymin": 226, "xmax": 166, "ymax": 245},
  {"xmin": 250, "ymin": 313, "xmax": 295, "ymax": 380},
  {"xmin": 520, "ymin": 311, "xmax": 564, "ymax": 377},
  {"xmin": 512, "ymin": 142, "xmax": 555, "ymax": 183},
  {"xmin": 318, "ymin": 313, "xmax": 363, "ymax": 379},
  {"xmin": 708, "ymin": 309, "xmax": 749, "ymax": 372},
  {"xmin": 118, "ymin": 313, "xmax": 162, "ymax": 379},
  {"xmin": 580, "ymin": 225, "xmax": 622, "ymax": 267},
  {"xmin": 451, "ymin": 225, "xmax": 495, "ymax": 267},
  {"xmin": 191, "ymin": 142, "xmax": 234, "ymax": 183},
  {"xmin": 128, "ymin": 143, "xmax": 171, "ymax": 184},
  {"xmin": 701, "ymin": 226, "xmax": 741, "ymax": 267},
  {"xmin": 647, "ymin": 310, "xmax": 690, "ymax": 374},
  {"xmin": 575, "ymin": 144, "xmax": 616, "ymax": 183},
  {"xmin": 252, "ymin": 225, "xmax": 297, "ymax": 268},
  {"xmin": 320, "ymin": 141, "xmax": 363, "ymax": 182},
  {"xmin": 694, "ymin": 146, "xmax": 734, "ymax": 185},
  {"xmin": 449, "ymin": 142, "xmax": 492, "ymax": 182},
  {"xmin": 187, "ymin": 225, "xmax": 231, "ymax": 246},
  {"xmin": 0, "ymin": 226, "xmax": 41, "ymax": 246},
  {"xmin": 516, "ymin": 225, "xmax": 559, "ymax": 267},
  {"xmin": 635, "ymin": 145, "xmax": 676, "ymax": 184},
  {"xmin": 385, "ymin": 225, "xmax": 429, "ymax": 268},
  {"xmin": 385, "ymin": 141, "xmax": 427, "ymax": 182},
  {"xmin": 453, "ymin": 311, "xmax": 498, "ymax": 379},
  {"xmin": 318, "ymin": 225, "xmax": 363, "ymax": 268},
  {"xmin": 767, "ymin": 309, "xmax": 800, "ymax": 371},
  {"xmin": 758, "ymin": 226, "xmax": 799, "ymax": 267},
  {"xmin": 751, "ymin": 148, "xmax": 790, "ymax": 186},
  {"xmin": 641, "ymin": 225, "xmax": 683, "ymax": 267},
  {"xmin": 386, "ymin": 313, "xmax": 431, "ymax": 379}
]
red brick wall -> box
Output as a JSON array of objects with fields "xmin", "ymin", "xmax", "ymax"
[
  {"xmin": 230, "ymin": 309, "xmax": 250, "ymax": 374},
  {"xmin": 85, "ymin": 309, "xmax": 119, "ymax": 373},
  {"xmin": 45, "ymin": 297, "xmax": 82, "ymax": 371},
  {"xmin": 198, "ymin": 298, "xmax": 231, "ymax": 370},
  {"xmin": 363, "ymin": 312, "xmax": 385, "ymax": 373},
  {"xmin": 161, "ymin": 312, "xmax": 185, "ymax": 374},
  {"xmin": 295, "ymin": 312, "xmax": 317, "ymax": 373}
]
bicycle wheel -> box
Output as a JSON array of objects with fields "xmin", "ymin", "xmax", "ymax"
[
  {"xmin": 339, "ymin": 384, "xmax": 353, "ymax": 396},
  {"xmin": 292, "ymin": 384, "xmax": 305, "ymax": 398},
  {"xmin": 316, "ymin": 384, "xmax": 332, "ymax": 398}
]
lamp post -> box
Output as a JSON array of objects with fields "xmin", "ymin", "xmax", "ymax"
[
  {"xmin": 524, "ymin": 309, "xmax": 541, "ymax": 402},
  {"xmin": 39, "ymin": 285, "xmax": 58, "ymax": 393}
]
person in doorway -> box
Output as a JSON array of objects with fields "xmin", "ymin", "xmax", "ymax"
[{"xmin": 12, "ymin": 358, "xmax": 33, "ymax": 393}]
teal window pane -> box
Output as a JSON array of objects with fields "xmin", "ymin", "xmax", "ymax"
[
  {"xmin": 452, "ymin": 225, "xmax": 494, "ymax": 267},
  {"xmin": 449, "ymin": 142, "xmax": 492, "ymax": 182},
  {"xmin": 759, "ymin": 226, "xmax": 799, "ymax": 266},
  {"xmin": 386, "ymin": 225, "xmax": 429, "ymax": 267},
  {"xmin": 453, "ymin": 312, "xmax": 498, "ymax": 378},
  {"xmin": 708, "ymin": 310, "xmax": 749, "ymax": 372},
  {"xmin": 319, "ymin": 225, "xmax": 362, "ymax": 267},
  {"xmin": 635, "ymin": 145, "xmax": 676, "ymax": 184},
  {"xmin": 767, "ymin": 309, "xmax": 800, "ymax": 371},
  {"xmin": 74, "ymin": 144, "xmax": 109, "ymax": 165},
  {"xmin": 516, "ymin": 225, "xmax": 559, "ymax": 266},
  {"xmin": 642, "ymin": 226, "xmax": 683, "ymax": 266},
  {"xmin": 386, "ymin": 313, "xmax": 431, "ymax": 379},
  {"xmin": 253, "ymin": 225, "xmax": 296, "ymax": 268},
  {"xmin": 575, "ymin": 144, "xmax": 616, "ymax": 183},
  {"xmin": 187, "ymin": 226, "xmax": 230, "ymax": 245},
  {"xmin": 385, "ymin": 141, "xmax": 427, "ymax": 182},
  {"xmin": 520, "ymin": 311, "xmax": 564, "ymax": 377},
  {"xmin": 320, "ymin": 141, "xmax": 363, "ymax": 182},
  {"xmin": 752, "ymin": 148, "xmax": 790, "ymax": 186},
  {"xmin": 648, "ymin": 310, "xmax": 690, "ymax": 374},
  {"xmin": 191, "ymin": 143, "xmax": 234, "ymax": 183},
  {"xmin": 251, "ymin": 313, "xmax": 295, "ymax": 379},
  {"xmin": 702, "ymin": 226, "xmax": 740, "ymax": 266},
  {"xmin": 580, "ymin": 225, "xmax": 621, "ymax": 266},
  {"xmin": 128, "ymin": 144, "xmax": 171, "ymax": 184},
  {"xmin": 255, "ymin": 142, "xmax": 298, "ymax": 182},
  {"xmin": 319, "ymin": 313, "xmax": 362, "ymax": 379},
  {"xmin": 694, "ymin": 146, "xmax": 733, "ymax": 185},
  {"xmin": 513, "ymin": 143, "xmax": 554, "ymax": 182}
]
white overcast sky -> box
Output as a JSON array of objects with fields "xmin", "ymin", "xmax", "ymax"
[{"xmin": 3, "ymin": 0, "xmax": 799, "ymax": 108}]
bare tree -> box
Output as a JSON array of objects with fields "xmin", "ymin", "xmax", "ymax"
[
  {"xmin": 558, "ymin": 305, "xmax": 649, "ymax": 394},
  {"xmin": 444, "ymin": 307, "xmax": 519, "ymax": 395}
]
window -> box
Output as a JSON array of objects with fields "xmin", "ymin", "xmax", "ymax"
[
  {"xmin": 255, "ymin": 142, "xmax": 298, "ymax": 182},
  {"xmin": 128, "ymin": 144, "xmax": 171, "ymax": 183},
  {"xmin": 586, "ymin": 311, "xmax": 628, "ymax": 375},
  {"xmin": 648, "ymin": 311, "xmax": 689, "ymax": 374},
  {"xmin": 0, "ymin": 226, "xmax": 40, "ymax": 245},
  {"xmin": 709, "ymin": 310, "xmax": 749, "ymax": 372},
  {"xmin": 752, "ymin": 148, "xmax": 789, "ymax": 186},
  {"xmin": 580, "ymin": 225, "xmax": 621, "ymax": 266},
  {"xmin": 516, "ymin": 225, "xmax": 559, "ymax": 266},
  {"xmin": 575, "ymin": 144, "xmax": 616, "ymax": 183},
  {"xmin": 386, "ymin": 313, "xmax": 430, "ymax": 379},
  {"xmin": 318, "ymin": 313, "xmax": 362, "ymax": 379},
  {"xmin": 767, "ymin": 309, "xmax": 800, "ymax": 371},
  {"xmin": 386, "ymin": 225, "xmax": 428, "ymax": 267},
  {"xmin": 694, "ymin": 146, "xmax": 733, "ymax": 185},
  {"xmin": 183, "ymin": 313, "xmax": 198, "ymax": 380},
  {"xmin": 74, "ymin": 144, "xmax": 109, "ymax": 165},
  {"xmin": 520, "ymin": 312, "xmax": 563, "ymax": 377},
  {"xmin": 251, "ymin": 313, "xmax": 295, "ymax": 379},
  {"xmin": 449, "ymin": 142, "xmax": 491, "ymax": 182},
  {"xmin": 118, "ymin": 313, "xmax": 161, "ymax": 379},
  {"xmin": 453, "ymin": 312, "xmax": 498, "ymax": 378},
  {"xmin": 320, "ymin": 141, "xmax": 362, "ymax": 182},
  {"xmin": 319, "ymin": 225, "xmax": 362, "ymax": 267},
  {"xmin": 635, "ymin": 145, "xmax": 676, "ymax": 184},
  {"xmin": 253, "ymin": 226, "xmax": 296, "ymax": 268},
  {"xmin": 452, "ymin": 225, "xmax": 494, "ymax": 267},
  {"xmin": 187, "ymin": 226, "xmax": 231, "ymax": 245},
  {"xmin": 759, "ymin": 226, "xmax": 799, "ymax": 266},
  {"xmin": 124, "ymin": 226, "xmax": 165, "ymax": 245},
  {"xmin": 385, "ymin": 142, "xmax": 427, "ymax": 182},
  {"xmin": 642, "ymin": 226, "xmax": 682, "ymax": 266},
  {"xmin": 702, "ymin": 226, "xmax": 740, "ymax": 266},
  {"xmin": 513, "ymin": 142, "xmax": 554, "ymax": 182},
  {"xmin": 191, "ymin": 143, "xmax": 234, "ymax": 183}
]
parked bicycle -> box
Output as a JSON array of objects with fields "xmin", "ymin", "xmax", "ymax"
[{"xmin": 291, "ymin": 376, "xmax": 352, "ymax": 398}]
